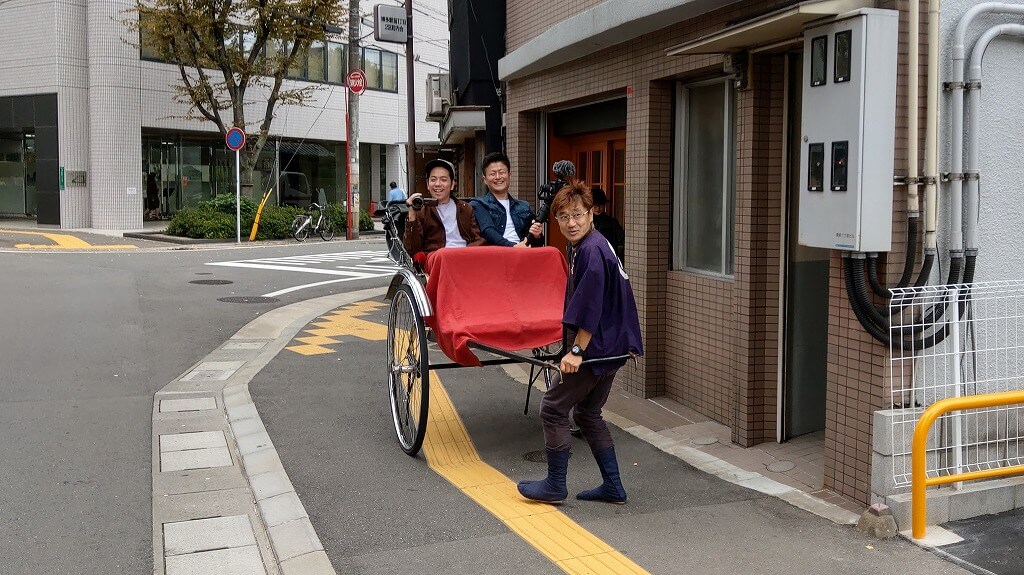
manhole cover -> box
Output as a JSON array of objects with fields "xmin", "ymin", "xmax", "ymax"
[
  {"xmin": 218, "ymin": 296, "xmax": 279, "ymax": 304},
  {"xmin": 523, "ymin": 450, "xmax": 547, "ymax": 463},
  {"xmin": 190, "ymin": 279, "xmax": 233, "ymax": 285},
  {"xmin": 692, "ymin": 436, "xmax": 719, "ymax": 446},
  {"xmin": 766, "ymin": 460, "xmax": 796, "ymax": 473}
]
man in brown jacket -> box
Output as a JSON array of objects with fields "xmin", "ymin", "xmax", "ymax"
[{"xmin": 404, "ymin": 159, "xmax": 485, "ymax": 255}]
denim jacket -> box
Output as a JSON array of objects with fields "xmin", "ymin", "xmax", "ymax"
[{"xmin": 470, "ymin": 191, "xmax": 543, "ymax": 247}]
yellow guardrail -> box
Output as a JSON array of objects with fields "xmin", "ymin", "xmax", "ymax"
[{"xmin": 912, "ymin": 389, "xmax": 1024, "ymax": 539}]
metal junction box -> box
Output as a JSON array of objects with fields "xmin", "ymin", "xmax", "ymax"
[{"xmin": 798, "ymin": 9, "xmax": 898, "ymax": 252}]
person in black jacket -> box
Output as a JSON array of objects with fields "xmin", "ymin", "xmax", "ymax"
[
  {"xmin": 471, "ymin": 151, "xmax": 543, "ymax": 248},
  {"xmin": 591, "ymin": 187, "xmax": 625, "ymax": 261}
]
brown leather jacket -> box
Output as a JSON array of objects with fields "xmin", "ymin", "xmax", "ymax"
[{"xmin": 403, "ymin": 198, "xmax": 486, "ymax": 255}]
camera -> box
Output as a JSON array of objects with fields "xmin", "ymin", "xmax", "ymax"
[
  {"xmin": 410, "ymin": 196, "xmax": 438, "ymax": 210},
  {"xmin": 536, "ymin": 160, "xmax": 576, "ymax": 223}
]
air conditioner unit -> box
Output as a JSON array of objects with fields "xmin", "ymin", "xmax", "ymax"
[{"xmin": 426, "ymin": 73, "xmax": 451, "ymax": 117}]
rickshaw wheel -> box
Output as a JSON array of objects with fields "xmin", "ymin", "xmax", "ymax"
[{"xmin": 387, "ymin": 283, "xmax": 430, "ymax": 456}]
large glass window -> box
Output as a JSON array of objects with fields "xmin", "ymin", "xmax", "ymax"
[
  {"xmin": 381, "ymin": 51, "xmax": 398, "ymax": 91},
  {"xmin": 327, "ymin": 42, "xmax": 346, "ymax": 84},
  {"xmin": 363, "ymin": 48, "xmax": 382, "ymax": 89},
  {"xmin": 673, "ymin": 80, "xmax": 735, "ymax": 275},
  {"xmin": 307, "ymin": 41, "xmax": 326, "ymax": 82}
]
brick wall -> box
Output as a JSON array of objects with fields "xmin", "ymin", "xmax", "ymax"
[{"xmin": 506, "ymin": 0, "xmax": 914, "ymax": 504}]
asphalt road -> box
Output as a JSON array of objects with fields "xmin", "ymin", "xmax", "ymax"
[
  {"xmin": 249, "ymin": 306, "xmax": 973, "ymax": 575},
  {"xmin": 0, "ymin": 238, "xmax": 393, "ymax": 575}
]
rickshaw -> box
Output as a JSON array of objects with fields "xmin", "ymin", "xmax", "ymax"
[{"xmin": 375, "ymin": 202, "xmax": 630, "ymax": 456}]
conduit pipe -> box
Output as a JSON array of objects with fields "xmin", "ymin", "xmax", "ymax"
[
  {"xmin": 922, "ymin": 0, "xmax": 941, "ymax": 253},
  {"xmin": 951, "ymin": 3, "xmax": 1024, "ymax": 249},
  {"xmin": 965, "ymin": 24, "xmax": 1024, "ymax": 252},
  {"xmin": 907, "ymin": 0, "xmax": 921, "ymax": 215}
]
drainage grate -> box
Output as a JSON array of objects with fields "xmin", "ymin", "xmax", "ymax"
[
  {"xmin": 190, "ymin": 279, "xmax": 233, "ymax": 285},
  {"xmin": 523, "ymin": 450, "xmax": 547, "ymax": 463},
  {"xmin": 218, "ymin": 296, "xmax": 279, "ymax": 304}
]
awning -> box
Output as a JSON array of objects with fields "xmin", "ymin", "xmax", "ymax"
[
  {"xmin": 665, "ymin": 0, "xmax": 872, "ymax": 56},
  {"xmin": 440, "ymin": 106, "xmax": 488, "ymax": 145},
  {"xmin": 277, "ymin": 141, "xmax": 335, "ymax": 157}
]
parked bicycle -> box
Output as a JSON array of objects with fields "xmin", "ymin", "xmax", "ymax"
[{"xmin": 291, "ymin": 202, "xmax": 335, "ymax": 241}]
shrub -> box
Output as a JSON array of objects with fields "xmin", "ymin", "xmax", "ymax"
[
  {"xmin": 166, "ymin": 206, "xmax": 236, "ymax": 239},
  {"xmin": 359, "ymin": 209, "xmax": 374, "ymax": 231},
  {"xmin": 251, "ymin": 205, "xmax": 304, "ymax": 240},
  {"xmin": 201, "ymin": 194, "xmax": 258, "ymax": 221}
]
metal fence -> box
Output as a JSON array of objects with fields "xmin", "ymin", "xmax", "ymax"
[{"xmin": 889, "ymin": 280, "xmax": 1024, "ymax": 488}]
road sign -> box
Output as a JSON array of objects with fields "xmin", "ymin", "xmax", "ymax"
[
  {"xmin": 374, "ymin": 4, "xmax": 408, "ymax": 43},
  {"xmin": 225, "ymin": 127, "xmax": 246, "ymax": 151},
  {"xmin": 347, "ymin": 69, "xmax": 367, "ymax": 95}
]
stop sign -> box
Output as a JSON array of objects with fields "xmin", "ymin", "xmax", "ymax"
[{"xmin": 346, "ymin": 69, "xmax": 367, "ymax": 95}]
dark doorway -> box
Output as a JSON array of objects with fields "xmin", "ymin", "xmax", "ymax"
[{"xmin": 782, "ymin": 52, "xmax": 829, "ymax": 440}]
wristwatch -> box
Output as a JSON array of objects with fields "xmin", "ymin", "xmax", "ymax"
[{"xmin": 570, "ymin": 344, "xmax": 585, "ymax": 356}]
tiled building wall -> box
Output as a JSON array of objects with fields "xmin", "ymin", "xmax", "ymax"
[
  {"xmin": 506, "ymin": 0, "xmax": 801, "ymax": 419},
  {"xmin": 731, "ymin": 55, "xmax": 785, "ymax": 446},
  {"xmin": 507, "ymin": 0, "xmax": 913, "ymax": 504},
  {"xmin": 823, "ymin": 0, "xmax": 908, "ymax": 504},
  {"xmin": 506, "ymin": 0, "xmax": 604, "ymax": 52},
  {"xmin": 58, "ymin": 1, "xmax": 90, "ymax": 228},
  {"xmin": 88, "ymin": 0, "xmax": 143, "ymax": 230}
]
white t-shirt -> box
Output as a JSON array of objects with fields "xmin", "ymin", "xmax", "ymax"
[
  {"xmin": 436, "ymin": 201, "xmax": 467, "ymax": 248},
  {"xmin": 498, "ymin": 198, "xmax": 519, "ymax": 243}
]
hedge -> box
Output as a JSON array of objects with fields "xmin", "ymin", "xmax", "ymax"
[{"xmin": 166, "ymin": 197, "xmax": 374, "ymax": 240}]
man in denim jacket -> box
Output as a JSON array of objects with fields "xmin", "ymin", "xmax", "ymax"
[{"xmin": 471, "ymin": 152, "xmax": 543, "ymax": 248}]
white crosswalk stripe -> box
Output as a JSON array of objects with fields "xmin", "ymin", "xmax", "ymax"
[{"xmin": 206, "ymin": 250, "xmax": 398, "ymax": 296}]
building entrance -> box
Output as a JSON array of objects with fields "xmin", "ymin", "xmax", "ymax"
[
  {"xmin": 781, "ymin": 52, "xmax": 829, "ymax": 440},
  {"xmin": 0, "ymin": 131, "xmax": 36, "ymax": 216}
]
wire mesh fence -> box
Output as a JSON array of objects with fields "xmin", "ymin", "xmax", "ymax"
[{"xmin": 889, "ymin": 280, "xmax": 1024, "ymax": 488}]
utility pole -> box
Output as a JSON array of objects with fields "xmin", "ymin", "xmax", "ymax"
[
  {"xmin": 347, "ymin": 0, "xmax": 360, "ymax": 240},
  {"xmin": 405, "ymin": 0, "xmax": 416, "ymax": 196}
]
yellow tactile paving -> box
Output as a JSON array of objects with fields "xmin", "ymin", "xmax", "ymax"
[
  {"xmin": 285, "ymin": 344, "xmax": 334, "ymax": 356},
  {"xmin": 0, "ymin": 228, "xmax": 137, "ymax": 250},
  {"xmin": 422, "ymin": 373, "xmax": 651, "ymax": 575},
  {"xmin": 285, "ymin": 301, "xmax": 388, "ymax": 356}
]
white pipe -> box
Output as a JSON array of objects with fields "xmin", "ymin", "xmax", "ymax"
[
  {"xmin": 950, "ymin": 4, "xmax": 1024, "ymax": 254},
  {"xmin": 966, "ymin": 24, "xmax": 1024, "ymax": 251},
  {"xmin": 908, "ymin": 0, "xmax": 920, "ymax": 214},
  {"xmin": 922, "ymin": 0, "xmax": 941, "ymax": 251}
]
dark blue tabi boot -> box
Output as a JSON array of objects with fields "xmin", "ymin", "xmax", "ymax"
[
  {"xmin": 576, "ymin": 446, "xmax": 627, "ymax": 504},
  {"xmin": 517, "ymin": 447, "xmax": 570, "ymax": 503}
]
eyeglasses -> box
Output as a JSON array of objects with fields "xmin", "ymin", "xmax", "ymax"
[{"xmin": 554, "ymin": 210, "xmax": 591, "ymax": 224}]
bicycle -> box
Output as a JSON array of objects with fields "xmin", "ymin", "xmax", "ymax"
[{"xmin": 291, "ymin": 202, "xmax": 335, "ymax": 242}]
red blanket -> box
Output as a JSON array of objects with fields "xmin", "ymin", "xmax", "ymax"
[{"xmin": 424, "ymin": 246, "xmax": 567, "ymax": 366}]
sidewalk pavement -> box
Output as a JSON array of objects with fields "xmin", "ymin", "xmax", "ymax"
[{"xmin": 148, "ymin": 288, "xmax": 979, "ymax": 575}]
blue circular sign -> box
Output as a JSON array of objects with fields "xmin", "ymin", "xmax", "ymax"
[{"xmin": 226, "ymin": 127, "xmax": 246, "ymax": 151}]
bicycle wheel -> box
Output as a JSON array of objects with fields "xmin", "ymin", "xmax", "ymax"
[
  {"xmin": 292, "ymin": 215, "xmax": 310, "ymax": 242},
  {"xmin": 387, "ymin": 283, "xmax": 430, "ymax": 456},
  {"xmin": 319, "ymin": 217, "xmax": 335, "ymax": 241}
]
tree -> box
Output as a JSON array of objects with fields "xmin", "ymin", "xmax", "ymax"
[{"xmin": 129, "ymin": 0, "xmax": 346, "ymax": 194}]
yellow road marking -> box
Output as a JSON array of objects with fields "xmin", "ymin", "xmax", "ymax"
[
  {"xmin": 0, "ymin": 228, "xmax": 137, "ymax": 250},
  {"xmin": 286, "ymin": 301, "xmax": 387, "ymax": 356},
  {"xmin": 423, "ymin": 375, "xmax": 651, "ymax": 575}
]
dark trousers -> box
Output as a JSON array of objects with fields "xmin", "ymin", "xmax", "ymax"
[{"xmin": 540, "ymin": 367, "xmax": 618, "ymax": 452}]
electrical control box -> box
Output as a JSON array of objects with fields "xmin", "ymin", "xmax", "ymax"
[{"xmin": 798, "ymin": 9, "xmax": 898, "ymax": 252}]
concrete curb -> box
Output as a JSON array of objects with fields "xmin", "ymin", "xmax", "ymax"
[{"xmin": 152, "ymin": 287, "xmax": 387, "ymax": 575}]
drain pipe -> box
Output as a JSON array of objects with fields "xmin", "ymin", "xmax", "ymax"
[
  {"xmin": 907, "ymin": 0, "xmax": 921, "ymax": 216},
  {"xmin": 965, "ymin": 24, "xmax": 1024, "ymax": 254},
  {"xmin": 921, "ymin": 0, "xmax": 941, "ymax": 272},
  {"xmin": 951, "ymin": 4, "xmax": 1024, "ymax": 263}
]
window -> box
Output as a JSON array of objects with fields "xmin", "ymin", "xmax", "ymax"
[
  {"xmin": 381, "ymin": 51, "xmax": 398, "ymax": 91},
  {"xmin": 673, "ymin": 80, "xmax": 735, "ymax": 275},
  {"xmin": 327, "ymin": 42, "xmax": 346, "ymax": 84},
  {"xmin": 363, "ymin": 48, "xmax": 381, "ymax": 88},
  {"xmin": 307, "ymin": 41, "xmax": 326, "ymax": 82}
]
